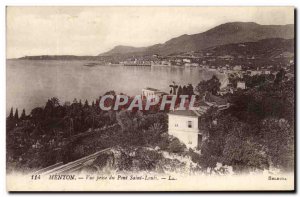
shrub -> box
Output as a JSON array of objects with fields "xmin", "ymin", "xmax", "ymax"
[
  {"xmin": 167, "ymin": 138, "xmax": 186, "ymax": 153},
  {"xmin": 135, "ymin": 148, "xmax": 163, "ymax": 171},
  {"xmin": 117, "ymin": 151, "xmax": 133, "ymax": 171}
]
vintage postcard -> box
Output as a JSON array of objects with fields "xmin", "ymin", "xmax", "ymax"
[{"xmin": 6, "ymin": 6, "xmax": 295, "ymax": 191}]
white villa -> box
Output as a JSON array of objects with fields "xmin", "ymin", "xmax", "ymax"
[
  {"xmin": 142, "ymin": 87, "xmax": 167, "ymax": 101},
  {"xmin": 168, "ymin": 106, "xmax": 209, "ymax": 149},
  {"xmin": 168, "ymin": 93, "xmax": 229, "ymax": 149}
]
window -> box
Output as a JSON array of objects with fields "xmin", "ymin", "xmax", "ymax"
[{"xmin": 187, "ymin": 121, "xmax": 192, "ymax": 128}]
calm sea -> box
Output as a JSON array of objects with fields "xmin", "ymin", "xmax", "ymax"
[{"xmin": 6, "ymin": 59, "xmax": 223, "ymax": 115}]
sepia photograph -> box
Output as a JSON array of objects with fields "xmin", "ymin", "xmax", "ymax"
[{"xmin": 6, "ymin": 6, "xmax": 295, "ymax": 191}]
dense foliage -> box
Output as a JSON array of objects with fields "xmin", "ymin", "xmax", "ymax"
[
  {"xmin": 192, "ymin": 73, "xmax": 294, "ymax": 173},
  {"xmin": 6, "ymin": 92, "xmax": 172, "ymax": 171}
]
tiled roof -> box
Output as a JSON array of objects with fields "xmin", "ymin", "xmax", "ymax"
[
  {"xmin": 143, "ymin": 87, "xmax": 160, "ymax": 91},
  {"xmin": 168, "ymin": 106, "xmax": 209, "ymax": 117},
  {"xmin": 168, "ymin": 110, "xmax": 199, "ymax": 117}
]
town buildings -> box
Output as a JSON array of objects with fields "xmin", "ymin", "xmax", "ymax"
[{"xmin": 237, "ymin": 81, "xmax": 246, "ymax": 89}]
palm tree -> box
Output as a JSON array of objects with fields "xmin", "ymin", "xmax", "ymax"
[
  {"xmin": 169, "ymin": 81, "xmax": 178, "ymax": 95},
  {"xmin": 149, "ymin": 123, "xmax": 163, "ymax": 134},
  {"xmin": 50, "ymin": 97, "xmax": 60, "ymax": 107},
  {"xmin": 146, "ymin": 123, "xmax": 164, "ymax": 144}
]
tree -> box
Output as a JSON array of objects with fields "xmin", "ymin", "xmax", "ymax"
[
  {"xmin": 84, "ymin": 108, "xmax": 99, "ymax": 130},
  {"xmin": 274, "ymin": 69, "xmax": 286, "ymax": 85},
  {"xmin": 31, "ymin": 107, "xmax": 44, "ymax": 123},
  {"xmin": 73, "ymin": 98, "xmax": 78, "ymax": 104},
  {"xmin": 84, "ymin": 99, "xmax": 89, "ymax": 108},
  {"xmin": 44, "ymin": 97, "xmax": 60, "ymax": 118},
  {"xmin": 6, "ymin": 107, "xmax": 15, "ymax": 131},
  {"xmin": 261, "ymin": 118, "xmax": 294, "ymax": 171},
  {"xmin": 222, "ymin": 131, "xmax": 269, "ymax": 173},
  {"xmin": 197, "ymin": 140, "xmax": 221, "ymax": 170},
  {"xmin": 20, "ymin": 109, "xmax": 26, "ymax": 120},
  {"xmin": 177, "ymin": 86, "xmax": 183, "ymax": 96},
  {"xmin": 196, "ymin": 75, "xmax": 221, "ymax": 96},
  {"xmin": 50, "ymin": 97, "xmax": 60, "ymax": 107},
  {"xmin": 169, "ymin": 82, "xmax": 178, "ymax": 95},
  {"xmin": 8, "ymin": 107, "xmax": 13, "ymax": 120},
  {"xmin": 144, "ymin": 123, "xmax": 163, "ymax": 145},
  {"xmin": 197, "ymin": 112, "xmax": 269, "ymax": 173},
  {"xmin": 244, "ymin": 74, "xmax": 266, "ymax": 88},
  {"xmin": 187, "ymin": 84, "xmax": 194, "ymax": 96},
  {"xmin": 149, "ymin": 123, "xmax": 163, "ymax": 134},
  {"xmin": 116, "ymin": 111, "xmax": 140, "ymax": 133},
  {"xmin": 65, "ymin": 117, "xmax": 74, "ymax": 136},
  {"xmin": 182, "ymin": 85, "xmax": 188, "ymax": 95},
  {"xmin": 14, "ymin": 108, "xmax": 19, "ymax": 120}
]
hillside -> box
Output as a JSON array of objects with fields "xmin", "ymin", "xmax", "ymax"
[
  {"xmin": 100, "ymin": 22, "xmax": 294, "ymax": 57},
  {"xmin": 201, "ymin": 38, "xmax": 294, "ymax": 58},
  {"xmin": 192, "ymin": 38, "xmax": 294, "ymax": 69}
]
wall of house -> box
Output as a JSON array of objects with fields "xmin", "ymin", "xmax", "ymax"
[
  {"xmin": 168, "ymin": 114, "xmax": 200, "ymax": 149},
  {"xmin": 142, "ymin": 89, "xmax": 165, "ymax": 101},
  {"xmin": 142, "ymin": 90, "xmax": 158, "ymax": 99}
]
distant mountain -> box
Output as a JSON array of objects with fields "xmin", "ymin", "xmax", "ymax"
[
  {"xmin": 103, "ymin": 45, "xmax": 146, "ymax": 56},
  {"xmin": 100, "ymin": 22, "xmax": 294, "ymax": 57}
]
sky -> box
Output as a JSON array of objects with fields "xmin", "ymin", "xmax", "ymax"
[{"xmin": 6, "ymin": 6, "xmax": 294, "ymax": 58}]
